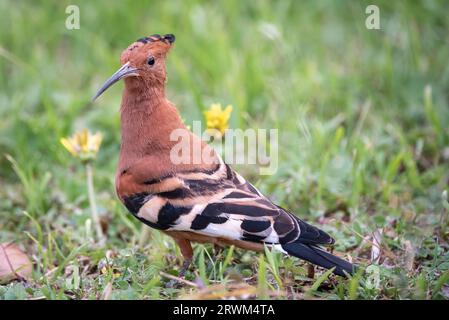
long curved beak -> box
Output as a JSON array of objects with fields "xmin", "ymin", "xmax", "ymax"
[{"xmin": 92, "ymin": 62, "xmax": 139, "ymax": 101}]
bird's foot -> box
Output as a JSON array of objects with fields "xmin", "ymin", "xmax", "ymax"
[
  {"xmin": 178, "ymin": 258, "xmax": 192, "ymax": 278},
  {"xmin": 166, "ymin": 259, "xmax": 192, "ymax": 288},
  {"xmin": 166, "ymin": 279, "xmax": 178, "ymax": 289}
]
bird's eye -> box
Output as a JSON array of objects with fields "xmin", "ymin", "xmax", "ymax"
[{"xmin": 147, "ymin": 57, "xmax": 155, "ymax": 66}]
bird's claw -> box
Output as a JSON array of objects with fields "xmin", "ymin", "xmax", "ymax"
[
  {"xmin": 165, "ymin": 258, "xmax": 192, "ymax": 289},
  {"xmin": 166, "ymin": 279, "xmax": 179, "ymax": 289}
]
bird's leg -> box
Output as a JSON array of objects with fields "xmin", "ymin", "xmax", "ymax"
[
  {"xmin": 307, "ymin": 264, "xmax": 315, "ymax": 279},
  {"xmin": 178, "ymin": 258, "xmax": 192, "ymax": 278},
  {"xmin": 167, "ymin": 237, "xmax": 193, "ymax": 288},
  {"xmin": 176, "ymin": 237, "xmax": 193, "ymax": 276}
]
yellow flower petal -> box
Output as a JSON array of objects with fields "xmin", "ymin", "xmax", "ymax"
[
  {"xmin": 60, "ymin": 138, "xmax": 77, "ymax": 156},
  {"xmin": 223, "ymin": 105, "xmax": 233, "ymax": 121},
  {"xmin": 203, "ymin": 103, "xmax": 233, "ymax": 136},
  {"xmin": 89, "ymin": 133, "xmax": 103, "ymax": 152},
  {"xmin": 60, "ymin": 129, "xmax": 103, "ymax": 160},
  {"xmin": 78, "ymin": 129, "xmax": 89, "ymax": 153}
]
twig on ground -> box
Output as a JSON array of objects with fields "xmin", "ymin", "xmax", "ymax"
[{"xmin": 160, "ymin": 271, "xmax": 199, "ymax": 287}]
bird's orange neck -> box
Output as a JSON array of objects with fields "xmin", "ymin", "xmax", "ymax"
[
  {"xmin": 118, "ymin": 80, "xmax": 185, "ymax": 172},
  {"xmin": 116, "ymin": 77, "xmax": 218, "ymax": 186}
]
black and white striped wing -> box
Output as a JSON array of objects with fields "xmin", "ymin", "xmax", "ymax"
[{"xmin": 124, "ymin": 158, "xmax": 334, "ymax": 247}]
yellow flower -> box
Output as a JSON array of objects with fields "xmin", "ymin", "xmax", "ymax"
[
  {"xmin": 60, "ymin": 129, "xmax": 102, "ymax": 162},
  {"xmin": 204, "ymin": 103, "xmax": 232, "ymax": 137}
]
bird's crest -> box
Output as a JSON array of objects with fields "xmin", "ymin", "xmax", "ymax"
[
  {"xmin": 136, "ymin": 34, "xmax": 175, "ymax": 45},
  {"xmin": 121, "ymin": 33, "xmax": 175, "ymax": 64},
  {"xmin": 125, "ymin": 34, "xmax": 175, "ymax": 53}
]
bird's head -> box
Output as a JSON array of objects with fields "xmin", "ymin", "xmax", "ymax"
[{"xmin": 93, "ymin": 34, "xmax": 175, "ymax": 100}]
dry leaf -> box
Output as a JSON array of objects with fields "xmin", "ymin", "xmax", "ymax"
[
  {"xmin": 403, "ymin": 240, "xmax": 415, "ymax": 272},
  {"xmin": 370, "ymin": 228, "xmax": 383, "ymax": 263},
  {"xmin": 181, "ymin": 283, "xmax": 258, "ymax": 300},
  {"xmin": 0, "ymin": 243, "xmax": 32, "ymax": 283},
  {"xmin": 441, "ymin": 285, "xmax": 449, "ymax": 299},
  {"xmin": 101, "ymin": 281, "xmax": 113, "ymax": 300}
]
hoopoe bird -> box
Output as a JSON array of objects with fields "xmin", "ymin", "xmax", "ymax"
[{"xmin": 93, "ymin": 34, "xmax": 354, "ymax": 278}]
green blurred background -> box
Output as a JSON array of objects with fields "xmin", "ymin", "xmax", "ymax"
[
  {"xmin": 0, "ymin": 1, "xmax": 448, "ymax": 299},
  {"xmin": 2, "ymin": 0, "xmax": 448, "ymax": 209}
]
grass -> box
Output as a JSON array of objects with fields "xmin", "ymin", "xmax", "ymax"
[{"xmin": 1, "ymin": 0, "xmax": 449, "ymax": 300}]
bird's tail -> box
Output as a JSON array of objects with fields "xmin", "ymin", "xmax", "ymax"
[{"xmin": 282, "ymin": 242, "xmax": 354, "ymax": 277}]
